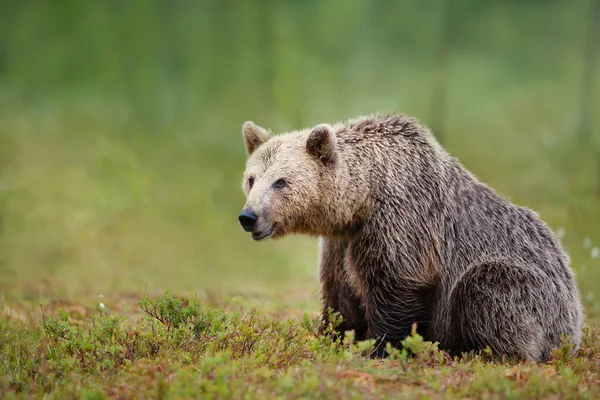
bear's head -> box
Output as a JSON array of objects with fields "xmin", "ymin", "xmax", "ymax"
[{"xmin": 238, "ymin": 121, "xmax": 339, "ymax": 240}]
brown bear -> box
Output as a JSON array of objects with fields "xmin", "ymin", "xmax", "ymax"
[{"xmin": 238, "ymin": 113, "xmax": 583, "ymax": 362}]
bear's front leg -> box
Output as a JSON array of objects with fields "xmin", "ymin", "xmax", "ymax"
[
  {"xmin": 364, "ymin": 282, "xmax": 436, "ymax": 358},
  {"xmin": 318, "ymin": 237, "xmax": 367, "ymax": 341}
]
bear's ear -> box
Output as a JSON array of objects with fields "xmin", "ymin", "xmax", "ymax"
[
  {"xmin": 242, "ymin": 121, "xmax": 271, "ymax": 156},
  {"xmin": 306, "ymin": 123, "xmax": 338, "ymax": 165}
]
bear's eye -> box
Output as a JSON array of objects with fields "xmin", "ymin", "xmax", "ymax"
[
  {"xmin": 273, "ymin": 178, "xmax": 287, "ymax": 189},
  {"xmin": 248, "ymin": 177, "xmax": 255, "ymax": 189}
]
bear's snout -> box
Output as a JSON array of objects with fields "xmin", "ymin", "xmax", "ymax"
[{"xmin": 238, "ymin": 210, "xmax": 258, "ymax": 232}]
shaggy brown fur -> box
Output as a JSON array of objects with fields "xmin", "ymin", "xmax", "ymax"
[{"xmin": 238, "ymin": 114, "xmax": 583, "ymax": 362}]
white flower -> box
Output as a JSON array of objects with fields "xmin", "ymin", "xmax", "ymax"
[
  {"xmin": 99, "ymin": 302, "xmax": 105, "ymax": 309},
  {"xmin": 583, "ymin": 238, "xmax": 591, "ymax": 248},
  {"xmin": 591, "ymin": 247, "xmax": 599, "ymax": 259}
]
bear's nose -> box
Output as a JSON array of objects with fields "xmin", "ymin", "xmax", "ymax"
[{"xmin": 239, "ymin": 210, "xmax": 258, "ymax": 232}]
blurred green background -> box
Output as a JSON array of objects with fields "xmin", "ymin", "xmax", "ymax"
[{"xmin": 0, "ymin": 0, "xmax": 599, "ymax": 314}]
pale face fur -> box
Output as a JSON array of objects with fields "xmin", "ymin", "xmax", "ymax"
[{"xmin": 239, "ymin": 121, "xmax": 339, "ymax": 241}]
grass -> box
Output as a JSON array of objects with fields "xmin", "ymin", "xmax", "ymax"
[{"xmin": 1, "ymin": 291, "xmax": 599, "ymax": 399}]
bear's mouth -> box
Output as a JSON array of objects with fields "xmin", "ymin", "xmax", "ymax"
[{"xmin": 252, "ymin": 226, "xmax": 275, "ymax": 241}]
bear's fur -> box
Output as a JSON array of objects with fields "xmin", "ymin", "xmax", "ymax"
[{"xmin": 238, "ymin": 113, "xmax": 583, "ymax": 362}]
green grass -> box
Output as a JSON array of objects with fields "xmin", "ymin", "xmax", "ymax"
[{"xmin": 1, "ymin": 292, "xmax": 599, "ymax": 399}]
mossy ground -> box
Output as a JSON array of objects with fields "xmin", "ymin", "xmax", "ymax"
[{"xmin": 1, "ymin": 289, "xmax": 599, "ymax": 399}]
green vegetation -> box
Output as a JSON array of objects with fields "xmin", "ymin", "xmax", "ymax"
[
  {"xmin": 1, "ymin": 0, "xmax": 599, "ymax": 398},
  {"xmin": 1, "ymin": 292, "xmax": 599, "ymax": 398}
]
